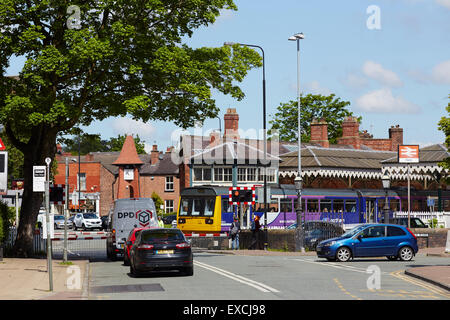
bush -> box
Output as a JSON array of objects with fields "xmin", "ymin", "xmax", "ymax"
[{"xmin": 0, "ymin": 201, "xmax": 14, "ymax": 244}]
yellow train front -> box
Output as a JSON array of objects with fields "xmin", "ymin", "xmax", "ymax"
[{"xmin": 177, "ymin": 187, "xmax": 234, "ymax": 234}]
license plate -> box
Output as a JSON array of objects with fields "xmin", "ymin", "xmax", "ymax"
[{"xmin": 157, "ymin": 250, "xmax": 173, "ymax": 254}]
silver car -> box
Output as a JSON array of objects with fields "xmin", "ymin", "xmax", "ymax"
[{"xmin": 53, "ymin": 215, "xmax": 73, "ymax": 229}]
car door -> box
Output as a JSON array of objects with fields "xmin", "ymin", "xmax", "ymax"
[
  {"xmin": 353, "ymin": 225, "xmax": 387, "ymax": 257},
  {"xmin": 385, "ymin": 226, "xmax": 408, "ymax": 256}
]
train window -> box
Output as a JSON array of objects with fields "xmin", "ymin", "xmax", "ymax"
[
  {"xmin": 280, "ymin": 199, "xmax": 293, "ymax": 212},
  {"xmin": 222, "ymin": 199, "xmax": 234, "ymax": 213},
  {"xmin": 390, "ymin": 199, "xmax": 400, "ymax": 212},
  {"xmin": 377, "ymin": 199, "xmax": 385, "ymax": 212},
  {"xmin": 204, "ymin": 199, "xmax": 215, "ymax": 216},
  {"xmin": 345, "ymin": 200, "xmax": 356, "ymax": 212},
  {"xmin": 320, "ymin": 200, "xmax": 332, "ymax": 213},
  {"xmin": 179, "ymin": 198, "xmax": 191, "ymax": 216},
  {"xmin": 192, "ymin": 199, "xmax": 203, "ymax": 216},
  {"xmin": 307, "ymin": 199, "xmax": 318, "ymax": 213},
  {"xmin": 333, "ymin": 200, "xmax": 344, "ymax": 212}
]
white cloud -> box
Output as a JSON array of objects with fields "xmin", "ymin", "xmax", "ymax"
[
  {"xmin": 111, "ymin": 117, "xmax": 156, "ymax": 140},
  {"xmin": 362, "ymin": 61, "xmax": 403, "ymax": 87},
  {"xmin": 341, "ymin": 73, "xmax": 369, "ymax": 90},
  {"xmin": 436, "ymin": 0, "xmax": 450, "ymax": 9},
  {"xmin": 303, "ymin": 80, "xmax": 332, "ymax": 95},
  {"xmin": 356, "ymin": 88, "xmax": 420, "ymax": 114},
  {"xmin": 431, "ymin": 60, "xmax": 450, "ymax": 84}
]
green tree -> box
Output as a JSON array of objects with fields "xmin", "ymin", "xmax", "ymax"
[
  {"xmin": 108, "ymin": 134, "xmax": 146, "ymax": 154},
  {"xmin": 438, "ymin": 94, "xmax": 450, "ymax": 171},
  {"xmin": 269, "ymin": 93, "xmax": 359, "ymax": 144},
  {"xmin": 0, "ymin": 1, "xmax": 261, "ymax": 256},
  {"xmin": 59, "ymin": 132, "xmax": 109, "ymax": 155},
  {"xmin": 151, "ymin": 191, "xmax": 164, "ymax": 215}
]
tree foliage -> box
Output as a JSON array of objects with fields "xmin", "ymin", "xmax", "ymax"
[
  {"xmin": 269, "ymin": 94, "xmax": 358, "ymax": 144},
  {"xmin": 0, "ymin": 0, "xmax": 262, "ymax": 256},
  {"xmin": 437, "ymin": 94, "xmax": 450, "ymax": 170}
]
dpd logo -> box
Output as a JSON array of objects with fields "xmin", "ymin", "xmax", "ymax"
[{"xmin": 137, "ymin": 210, "xmax": 153, "ymax": 227}]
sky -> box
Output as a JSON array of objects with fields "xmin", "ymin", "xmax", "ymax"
[{"xmin": 5, "ymin": 0, "xmax": 450, "ymax": 153}]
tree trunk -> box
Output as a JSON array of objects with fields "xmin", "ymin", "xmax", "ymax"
[{"xmin": 13, "ymin": 129, "xmax": 57, "ymax": 257}]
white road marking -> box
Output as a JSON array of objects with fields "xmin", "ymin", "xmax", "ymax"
[
  {"xmin": 291, "ymin": 258, "xmax": 389, "ymax": 274},
  {"xmin": 194, "ymin": 261, "xmax": 280, "ymax": 293}
]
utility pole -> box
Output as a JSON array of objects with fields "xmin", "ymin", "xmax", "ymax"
[
  {"xmin": 63, "ymin": 157, "xmax": 69, "ymax": 262},
  {"xmin": 45, "ymin": 157, "xmax": 53, "ymax": 291}
]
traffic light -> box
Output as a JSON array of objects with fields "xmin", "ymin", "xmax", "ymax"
[
  {"xmin": 229, "ymin": 187, "xmax": 255, "ymax": 205},
  {"xmin": 50, "ymin": 185, "xmax": 65, "ymax": 204}
]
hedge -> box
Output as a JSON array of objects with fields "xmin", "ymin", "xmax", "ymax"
[{"xmin": 0, "ymin": 201, "xmax": 14, "ymax": 244}]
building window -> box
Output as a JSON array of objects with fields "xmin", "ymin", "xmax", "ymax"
[
  {"xmin": 165, "ymin": 200, "xmax": 174, "ymax": 213},
  {"xmin": 257, "ymin": 168, "xmax": 276, "ymax": 182},
  {"xmin": 77, "ymin": 173, "xmax": 86, "ymax": 191},
  {"xmin": 193, "ymin": 168, "xmax": 211, "ymax": 181},
  {"xmin": 213, "ymin": 167, "xmax": 232, "ymax": 182},
  {"xmin": 165, "ymin": 176, "xmax": 174, "ymax": 191}
]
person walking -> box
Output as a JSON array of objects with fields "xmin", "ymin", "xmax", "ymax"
[
  {"xmin": 157, "ymin": 216, "xmax": 164, "ymax": 228},
  {"xmin": 229, "ymin": 216, "xmax": 240, "ymax": 250},
  {"xmin": 248, "ymin": 215, "xmax": 261, "ymax": 250}
]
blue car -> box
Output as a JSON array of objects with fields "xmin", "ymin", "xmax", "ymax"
[{"xmin": 316, "ymin": 224, "xmax": 418, "ymax": 262}]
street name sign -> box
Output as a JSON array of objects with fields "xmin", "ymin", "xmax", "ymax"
[{"xmin": 33, "ymin": 166, "xmax": 46, "ymax": 192}]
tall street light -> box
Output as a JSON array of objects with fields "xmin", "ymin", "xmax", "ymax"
[
  {"xmin": 382, "ymin": 173, "xmax": 391, "ymax": 224},
  {"xmin": 224, "ymin": 41, "xmax": 268, "ymax": 250},
  {"xmin": 289, "ymin": 32, "xmax": 305, "ymax": 252}
]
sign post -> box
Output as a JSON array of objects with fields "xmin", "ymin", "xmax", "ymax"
[
  {"xmin": 45, "ymin": 157, "xmax": 53, "ymax": 292},
  {"xmin": 398, "ymin": 145, "xmax": 419, "ymax": 229}
]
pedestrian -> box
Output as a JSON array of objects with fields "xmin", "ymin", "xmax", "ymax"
[
  {"xmin": 248, "ymin": 215, "xmax": 261, "ymax": 250},
  {"xmin": 157, "ymin": 216, "xmax": 164, "ymax": 228},
  {"xmin": 229, "ymin": 216, "xmax": 240, "ymax": 250}
]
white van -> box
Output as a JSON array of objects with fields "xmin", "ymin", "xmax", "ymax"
[{"xmin": 106, "ymin": 198, "xmax": 159, "ymax": 260}]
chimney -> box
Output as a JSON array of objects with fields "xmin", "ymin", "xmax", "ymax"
[
  {"xmin": 338, "ymin": 116, "xmax": 361, "ymax": 149},
  {"xmin": 151, "ymin": 144, "xmax": 159, "ymax": 165},
  {"xmin": 310, "ymin": 118, "xmax": 329, "ymax": 148},
  {"xmin": 85, "ymin": 153, "xmax": 94, "ymax": 162},
  {"xmin": 209, "ymin": 130, "xmax": 220, "ymax": 146},
  {"xmin": 224, "ymin": 108, "xmax": 239, "ymax": 140},
  {"xmin": 389, "ymin": 124, "xmax": 403, "ymax": 151}
]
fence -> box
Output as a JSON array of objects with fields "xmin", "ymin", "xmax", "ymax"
[
  {"xmin": 393, "ymin": 211, "xmax": 450, "ymax": 228},
  {"xmin": 5, "ymin": 227, "xmax": 107, "ymax": 260}
]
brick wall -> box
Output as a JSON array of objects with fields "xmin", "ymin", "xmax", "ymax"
[
  {"xmin": 140, "ymin": 175, "xmax": 180, "ymax": 213},
  {"xmin": 99, "ymin": 167, "xmax": 116, "ymax": 217},
  {"xmin": 360, "ymin": 139, "xmax": 392, "ymax": 151},
  {"xmin": 411, "ymin": 228, "xmax": 449, "ymax": 249}
]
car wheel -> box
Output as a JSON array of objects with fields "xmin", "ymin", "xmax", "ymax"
[
  {"xmin": 398, "ymin": 246, "xmax": 414, "ymax": 261},
  {"xmin": 336, "ymin": 247, "xmax": 352, "ymax": 262},
  {"xmin": 387, "ymin": 255, "xmax": 398, "ymax": 261}
]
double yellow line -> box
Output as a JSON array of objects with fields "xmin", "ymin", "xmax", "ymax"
[{"xmin": 390, "ymin": 270, "xmax": 450, "ymax": 299}]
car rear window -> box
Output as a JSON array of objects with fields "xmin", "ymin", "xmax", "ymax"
[
  {"xmin": 387, "ymin": 226, "xmax": 406, "ymax": 237},
  {"xmin": 141, "ymin": 230, "xmax": 185, "ymax": 243},
  {"xmin": 54, "ymin": 216, "xmax": 64, "ymax": 220}
]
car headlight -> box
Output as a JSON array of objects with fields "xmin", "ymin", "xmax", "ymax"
[{"xmin": 323, "ymin": 241, "xmax": 336, "ymax": 247}]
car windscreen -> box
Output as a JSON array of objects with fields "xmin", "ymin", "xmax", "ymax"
[
  {"xmin": 413, "ymin": 218, "xmax": 427, "ymax": 228},
  {"xmin": 141, "ymin": 230, "xmax": 185, "ymax": 243},
  {"xmin": 54, "ymin": 216, "xmax": 64, "ymax": 220},
  {"xmin": 83, "ymin": 213, "xmax": 98, "ymax": 219},
  {"xmin": 341, "ymin": 225, "xmax": 366, "ymax": 238}
]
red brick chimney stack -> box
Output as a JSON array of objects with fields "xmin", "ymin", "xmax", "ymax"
[
  {"xmin": 389, "ymin": 124, "xmax": 403, "ymax": 151},
  {"xmin": 338, "ymin": 116, "xmax": 361, "ymax": 149},
  {"xmin": 151, "ymin": 144, "xmax": 159, "ymax": 165},
  {"xmin": 224, "ymin": 108, "xmax": 239, "ymax": 141},
  {"xmin": 310, "ymin": 118, "xmax": 329, "ymax": 148}
]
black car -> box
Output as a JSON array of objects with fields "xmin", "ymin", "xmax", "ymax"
[
  {"xmin": 101, "ymin": 216, "xmax": 109, "ymax": 230},
  {"xmin": 391, "ymin": 217, "xmax": 428, "ymax": 228},
  {"xmin": 129, "ymin": 228, "xmax": 193, "ymax": 276},
  {"xmin": 162, "ymin": 214, "xmax": 177, "ymax": 225}
]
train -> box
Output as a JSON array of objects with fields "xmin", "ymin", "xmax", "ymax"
[{"xmin": 176, "ymin": 184, "xmax": 450, "ymax": 233}]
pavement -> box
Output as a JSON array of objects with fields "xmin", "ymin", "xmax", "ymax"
[{"xmin": 0, "ymin": 247, "xmax": 448, "ymax": 300}]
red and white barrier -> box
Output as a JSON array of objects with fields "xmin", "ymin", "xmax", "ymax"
[{"xmin": 184, "ymin": 232, "xmax": 228, "ymax": 237}]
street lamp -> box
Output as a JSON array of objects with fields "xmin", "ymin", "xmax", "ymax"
[
  {"xmin": 289, "ymin": 32, "xmax": 305, "ymax": 252},
  {"xmin": 224, "ymin": 41, "xmax": 268, "ymax": 250},
  {"xmin": 382, "ymin": 173, "xmax": 390, "ymax": 224}
]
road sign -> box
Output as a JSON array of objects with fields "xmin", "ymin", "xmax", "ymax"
[
  {"xmin": 398, "ymin": 145, "xmax": 419, "ymax": 163},
  {"xmin": 229, "ymin": 187, "xmax": 255, "ymax": 205},
  {"xmin": 33, "ymin": 166, "xmax": 46, "ymax": 192},
  {"xmin": 0, "ymin": 138, "xmax": 6, "ymax": 151},
  {"xmin": 0, "ymin": 152, "xmax": 7, "ymax": 195}
]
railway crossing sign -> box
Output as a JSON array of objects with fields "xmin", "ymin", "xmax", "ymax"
[{"xmin": 229, "ymin": 186, "xmax": 255, "ymax": 205}]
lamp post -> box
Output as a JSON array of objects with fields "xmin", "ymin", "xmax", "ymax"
[
  {"xmin": 289, "ymin": 32, "xmax": 305, "ymax": 252},
  {"xmin": 382, "ymin": 173, "xmax": 390, "ymax": 224},
  {"xmin": 294, "ymin": 175, "xmax": 304, "ymax": 251},
  {"xmin": 224, "ymin": 41, "xmax": 268, "ymax": 250}
]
